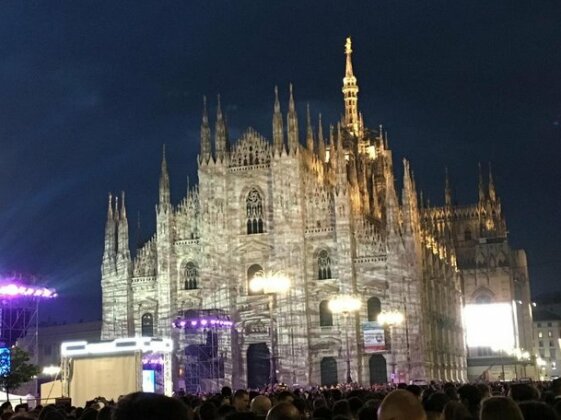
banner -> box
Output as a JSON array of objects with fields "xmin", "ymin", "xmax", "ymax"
[{"xmin": 363, "ymin": 322, "xmax": 385, "ymax": 353}]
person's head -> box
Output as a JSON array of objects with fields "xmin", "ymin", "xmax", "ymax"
[
  {"xmin": 112, "ymin": 392, "xmax": 190, "ymax": 420},
  {"xmin": 79, "ymin": 408, "xmax": 99, "ymax": 420},
  {"xmin": 406, "ymin": 385, "xmax": 423, "ymax": 399},
  {"xmin": 442, "ymin": 401, "xmax": 470, "ymax": 420},
  {"xmin": 457, "ymin": 384, "xmax": 481, "ymax": 417},
  {"xmin": 222, "ymin": 387, "xmax": 233, "ymax": 398},
  {"xmin": 277, "ymin": 391, "xmax": 294, "ymax": 404},
  {"xmin": 476, "ymin": 384, "xmax": 491, "ymax": 400},
  {"xmin": 378, "ymin": 389, "xmax": 426, "ymax": 420},
  {"xmin": 251, "ymin": 396, "xmax": 272, "ymax": 417},
  {"xmin": 480, "ymin": 396, "xmax": 523, "ymax": 420},
  {"xmin": 332, "ymin": 400, "xmax": 351, "ymax": 418},
  {"xmin": 348, "ymin": 396, "xmax": 363, "ymax": 417},
  {"xmin": 0, "ymin": 402, "xmax": 12, "ymax": 414},
  {"xmin": 97, "ymin": 406, "xmax": 112, "ymax": 420},
  {"xmin": 312, "ymin": 406, "xmax": 332, "ymax": 420},
  {"xmin": 424, "ymin": 392, "xmax": 450, "ymax": 415},
  {"xmin": 266, "ymin": 402, "xmax": 301, "ymax": 420},
  {"xmin": 552, "ymin": 378, "xmax": 561, "ymax": 396},
  {"xmin": 508, "ymin": 383, "xmax": 540, "ymax": 402},
  {"xmin": 199, "ymin": 402, "xmax": 218, "ymax": 420},
  {"xmin": 518, "ymin": 401, "xmax": 559, "ymax": 420},
  {"xmin": 233, "ymin": 390, "xmax": 250, "ymax": 412}
]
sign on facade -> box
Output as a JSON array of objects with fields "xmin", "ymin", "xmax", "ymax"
[{"xmin": 363, "ymin": 322, "xmax": 385, "ymax": 353}]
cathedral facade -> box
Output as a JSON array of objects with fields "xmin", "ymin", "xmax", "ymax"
[{"xmin": 101, "ymin": 38, "xmax": 529, "ymax": 389}]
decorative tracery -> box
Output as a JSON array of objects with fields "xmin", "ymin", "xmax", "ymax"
[
  {"xmin": 184, "ymin": 262, "xmax": 198, "ymax": 290},
  {"xmin": 318, "ymin": 250, "xmax": 332, "ymax": 280},
  {"xmin": 246, "ymin": 189, "xmax": 264, "ymax": 234}
]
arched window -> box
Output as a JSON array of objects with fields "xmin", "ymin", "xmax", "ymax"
[
  {"xmin": 474, "ymin": 294, "xmax": 492, "ymax": 304},
  {"xmin": 184, "ymin": 262, "xmax": 198, "ymax": 290},
  {"xmin": 464, "ymin": 228, "xmax": 472, "ymax": 241},
  {"xmin": 246, "ymin": 188, "xmax": 264, "ymax": 234},
  {"xmin": 141, "ymin": 313, "xmax": 154, "ymax": 337},
  {"xmin": 318, "ymin": 250, "xmax": 332, "ymax": 280},
  {"xmin": 367, "ymin": 297, "xmax": 382, "ymax": 322},
  {"xmin": 319, "ymin": 300, "xmax": 333, "ymax": 327},
  {"xmin": 247, "ymin": 264, "xmax": 264, "ymax": 296}
]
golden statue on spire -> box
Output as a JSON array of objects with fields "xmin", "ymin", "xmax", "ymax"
[{"xmin": 345, "ymin": 37, "xmax": 352, "ymax": 55}]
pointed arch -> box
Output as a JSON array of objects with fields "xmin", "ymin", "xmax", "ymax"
[
  {"xmin": 184, "ymin": 262, "xmax": 198, "ymax": 290},
  {"xmin": 317, "ymin": 249, "xmax": 332, "ymax": 280},
  {"xmin": 141, "ymin": 313, "xmax": 154, "ymax": 337},
  {"xmin": 246, "ymin": 188, "xmax": 264, "ymax": 234},
  {"xmin": 367, "ymin": 297, "xmax": 382, "ymax": 322},
  {"xmin": 247, "ymin": 264, "xmax": 264, "ymax": 296},
  {"xmin": 472, "ymin": 287, "xmax": 495, "ymax": 304},
  {"xmin": 319, "ymin": 300, "xmax": 333, "ymax": 327}
]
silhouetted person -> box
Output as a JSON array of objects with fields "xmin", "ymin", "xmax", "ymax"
[
  {"xmin": 424, "ymin": 392, "xmax": 450, "ymax": 420},
  {"xmin": 266, "ymin": 402, "xmax": 301, "ymax": 420},
  {"xmin": 480, "ymin": 396, "xmax": 523, "ymax": 420},
  {"xmin": 113, "ymin": 392, "xmax": 190, "ymax": 420},
  {"xmin": 518, "ymin": 401, "xmax": 559, "ymax": 420},
  {"xmin": 457, "ymin": 384, "xmax": 481, "ymax": 419},
  {"xmin": 232, "ymin": 390, "xmax": 250, "ymax": 412},
  {"xmin": 442, "ymin": 401, "xmax": 471, "ymax": 420},
  {"xmin": 251, "ymin": 395, "xmax": 272, "ymax": 419},
  {"xmin": 378, "ymin": 389, "xmax": 426, "ymax": 420}
]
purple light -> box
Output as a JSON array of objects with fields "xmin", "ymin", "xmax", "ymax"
[
  {"xmin": 190, "ymin": 320, "xmax": 197, "ymax": 327},
  {"xmin": 142, "ymin": 356, "xmax": 164, "ymax": 365},
  {"xmin": 0, "ymin": 283, "xmax": 57, "ymax": 299},
  {"xmin": 201, "ymin": 319, "xmax": 208, "ymax": 326}
]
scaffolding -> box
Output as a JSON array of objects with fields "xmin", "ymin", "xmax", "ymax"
[{"xmin": 173, "ymin": 309, "xmax": 232, "ymax": 394}]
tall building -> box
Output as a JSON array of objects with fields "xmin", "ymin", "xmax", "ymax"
[
  {"xmin": 426, "ymin": 168, "xmax": 534, "ymax": 381},
  {"xmin": 100, "ymin": 38, "xmax": 531, "ymax": 389}
]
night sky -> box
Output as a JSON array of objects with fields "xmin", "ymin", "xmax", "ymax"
[{"xmin": 0, "ymin": 1, "xmax": 560, "ymax": 321}]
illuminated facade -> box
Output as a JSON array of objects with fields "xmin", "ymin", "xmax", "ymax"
[
  {"xmin": 425, "ymin": 169, "xmax": 534, "ymax": 380},
  {"xmin": 101, "ymin": 38, "xmax": 481, "ymax": 388}
]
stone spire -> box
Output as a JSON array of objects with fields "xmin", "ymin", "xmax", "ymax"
[
  {"xmin": 117, "ymin": 191, "xmax": 131, "ymax": 262},
  {"xmin": 445, "ymin": 167, "xmax": 452, "ymax": 208},
  {"xmin": 329, "ymin": 124, "xmax": 337, "ymax": 172},
  {"xmin": 159, "ymin": 145, "xmax": 171, "ymax": 208},
  {"xmin": 306, "ymin": 103, "xmax": 314, "ymax": 152},
  {"xmin": 488, "ymin": 162, "xmax": 496, "ymax": 203},
  {"xmin": 272, "ymin": 86, "xmax": 284, "ymax": 155},
  {"xmin": 342, "ymin": 37, "xmax": 360, "ymax": 136},
  {"xmin": 199, "ymin": 96, "xmax": 211, "ymax": 164},
  {"xmin": 317, "ymin": 113, "xmax": 326, "ymax": 163},
  {"xmin": 214, "ymin": 94, "xmax": 228, "ymax": 162},
  {"xmin": 287, "ymin": 84, "xmax": 299, "ymax": 154},
  {"xmin": 478, "ymin": 162, "xmax": 486, "ymax": 204},
  {"xmin": 402, "ymin": 159, "xmax": 415, "ymax": 233},
  {"xmin": 103, "ymin": 193, "xmax": 117, "ymax": 269}
]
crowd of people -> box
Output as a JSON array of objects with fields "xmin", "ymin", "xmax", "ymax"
[{"xmin": 2, "ymin": 380, "xmax": 561, "ymax": 420}]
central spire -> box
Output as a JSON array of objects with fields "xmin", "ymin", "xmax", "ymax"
[{"xmin": 342, "ymin": 37, "xmax": 361, "ymax": 137}]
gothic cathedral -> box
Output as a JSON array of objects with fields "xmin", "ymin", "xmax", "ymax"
[{"xmin": 101, "ymin": 38, "xmax": 532, "ymax": 388}]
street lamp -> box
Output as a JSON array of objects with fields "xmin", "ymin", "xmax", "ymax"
[
  {"xmin": 249, "ymin": 271, "xmax": 290, "ymax": 386},
  {"xmin": 328, "ymin": 294, "xmax": 362, "ymax": 383},
  {"xmin": 377, "ymin": 310, "xmax": 404, "ymax": 383}
]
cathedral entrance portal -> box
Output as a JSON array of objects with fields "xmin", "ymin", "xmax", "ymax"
[
  {"xmin": 247, "ymin": 343, "xmax": 270, "ymax": 389},
  {"xmin": 320, "ymin": 357, "xmax": 338, "ymax": 386},
  {"xmin": 369, "ymin": 354, "xmax": 388, "ymax": 384}
]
